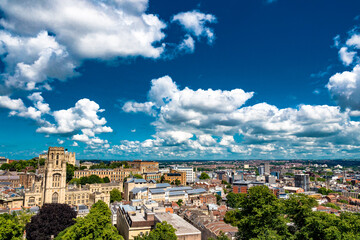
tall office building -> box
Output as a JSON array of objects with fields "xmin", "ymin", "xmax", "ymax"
[
  {"xmin": 295, "ymin": 174, "xmax": 310, "ymax": 191},
  {"xmin": 258, "ymin": 166, "xmax": 265, "ymax": 176},
  {"xmin": 171, "ymin": 166, "xmax": 194, "ymax": 183},
  {"xmin": 264, "ymin": 162, "xmax": 270, "ymax": 175}
]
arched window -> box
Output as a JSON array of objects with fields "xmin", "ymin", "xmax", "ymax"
[
  {"xmin": 56, "ymin": 154, "xmax": 59, "ymax": 160},
  {"xmin": 51, "ymin": 153, "xmax": 54, "ymax": 159},
  {"xmin": 52, "ymin": 174, "xmax": 61, "ymax": 187},
  {"xmin": 52, "ymin": 192, "xmax": 58, "ymax": 203}
]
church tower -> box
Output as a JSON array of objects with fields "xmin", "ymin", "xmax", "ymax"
[{"xmin": 43, "ymin": 147, "xmax": 67, "ymax": 204}]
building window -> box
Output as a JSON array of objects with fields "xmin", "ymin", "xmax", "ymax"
[
  {"xmin": 52, "ymin": 192, "xmax": 59, "ymax": 203},
  {"xmin": 29, "ymin": 197, "xmax": 35, "ymax": 203},
  {"xmin": 52, "ymin": 174, "xmax": 61, "ymax": 187}
]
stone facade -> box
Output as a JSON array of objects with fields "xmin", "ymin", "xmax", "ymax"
[{"xmin": 24, "ymin": 147, "xmax": 122, "ymax": 208}]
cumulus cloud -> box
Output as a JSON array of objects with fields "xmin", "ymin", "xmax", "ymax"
[
  {"xmin": 0, "ymin": 93, "xmax": 112, "ymax": 148},
  {"xmin": 0, "ymin": 0, "xmax": 166, "ymax": 60},
  {"xmin": 0, "ymin": 31, "xmax": 78, "ymax": 91},
  {"xmin": 172, "ymin": 10, "xmax": 217, "ymax": 44},
  {"xmin": 327, "ymin": 64, "xmax": 360, "ymax": 111},
  {"xmin": 0, "ymin": 0, "xmax": 217, "ymax": 95},
  {"xmin": 339, "ymin": 47, "xmax": 356, "ymax": 66},
  {"xmin": 116, "ymin": 76, "xmax": 360, "ymax": 159}
]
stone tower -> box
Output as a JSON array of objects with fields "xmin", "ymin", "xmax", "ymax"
[{"xmin": 43, "ymin": 147, "xmax": 67, "ymax": 204}]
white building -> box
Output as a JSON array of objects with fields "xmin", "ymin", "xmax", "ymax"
[{"xmin": 171, "ymin": 166, "xmax": 195, "ymax": 183}]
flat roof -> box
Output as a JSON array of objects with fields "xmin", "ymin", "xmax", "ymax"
[{"xmin": 155, "ymin": 213, "xmax": 201, "ymax": 236}]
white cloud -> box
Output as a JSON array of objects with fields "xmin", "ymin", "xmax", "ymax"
[
  {"xmin": 57, "ymin": 139, "xmax": 64, "ymax": 144},
  {"xmin": 339, "ymin": 47, "xmax": 356, "ymax": 66},
  {"xmin": 116, "ymin": 76, "xmax": 360, "ymax": 159},
  {"xmin": 327, "ymin": 64, "xmax": 360, "ymax": 110},
  {"xmin": 346, "ymin": 34, "xmax": 360, "ymax": 49},
  {"xmin": 122, "ymin": 101, "xmax": 155, "ymax": 115},
  {"xmin": 0, "ymin": 31, "xmax": 78, "ymax": 91},
  {"xmin": 0, "ymin": 96, "xmax": 25, "ymax": 110},
  {"xmin": 178, "ymin": 35, "xmax": 195, "ymax": 53},
  {"xmin": 0, "ymin": 94, "xmax": 113, "ymax": 148},
  {"xmin": 172, "ymin": 10, "xmax": 217, "ymax": 43},
  {"xmin": 0, "ymin": 1, "xmax": 218, "ymax": 95},
  {"xmin": 37, "ymin": 98, "xmax": 112, "ymax": 136},
  {"xmin": 0, "ymin": 0, "xmax": 166, "ymax": 60}
]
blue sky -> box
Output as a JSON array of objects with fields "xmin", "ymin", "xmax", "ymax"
[{"xmin": 1, "ymin": 0, "xmax": 360, "ymax": 160}]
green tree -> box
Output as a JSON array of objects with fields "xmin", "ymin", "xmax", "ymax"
[
  {"xmin": 283, "ymin": 194, "xmax": 318, "ymax": 229},
  {"xmin": 176, "ymin": 199, "xmax": 183, "ymax": 207},
  {"xmin": 66, "ymin": 163, "xmax": 78, "ymax": 183},
  {"xmin": 226, "ymin": 192, "xmax": 246, "ymax": 208},
  {"xmin": 174, "ymin": 179, "xmax": 181, "ymax": 186},
  {"xmin": 110, "ymin": 188, "xmax": 122, "ymax": 203},
  {"xmin": 199, "ymin": 172, "xmax": 210, "ymax": 180},
  {"xmin": 0, "ymin": 210, "xmax": 32, "ymax": 240},
  {"xmin": 69, "ymin": 178, "xmax": 81, "ymax": 185},
  {"xmin": 56, "ymin": 200, "xmax": 123, "ymax": 240},
  {"xmin": 103, "ymin": 177, "xmax": 111, "ymax": 183},
  {"xmin": 230, "ymin": 186, "xmax": 291, "ymax": 240},
  {"xmin": 318, "ymin": 187, "xmax": 334, "ymax": 195},
  {"xmin": 134, "ymin": 221, "xmax": 177, "ymax": 240},
  {"xmin": 209, "ymin": 232, "xmax": 230, "ymax": 240},
  {"xmin": 322, "ymin": 203, "xmax": 341, "ymax": 210},
  {"xmin": 133, "ymin": 174, "xmax": 143, "ymax": 179}
]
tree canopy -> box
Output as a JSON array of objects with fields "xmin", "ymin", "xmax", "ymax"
[
  {"xmin": 0, "ymin": 210, "xmax": 32, "ymax": 240},
  {"xmin": 134, "ymin": 221, "xmax": 177, "ymax": 240},
  {"xmin": 55, "ymin": 200, "xmax": 123, "ymax": 240},
  {"xmin": 110, "ymin": 188, "xmax": 122, "ymax": 203},
  {"xmin": 26, "ymin": 203, "xmax": 76, "ymax": 240},
  {"xmin": 224, "ymin": 186, "xmax": 360, "ymax": 240},
  {"xmin": 199, "ymin": 172, "xmax": 210, "ymax": 180}
]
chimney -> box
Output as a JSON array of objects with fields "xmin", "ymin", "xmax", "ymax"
[{"xmin": 145, "ymin": 211, "xmax": 154, "ymax": 221}]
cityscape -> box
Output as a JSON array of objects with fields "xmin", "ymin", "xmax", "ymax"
[
  {"xmin": 1, "ymin": 0, "xmax": 360, "ymax": 239},
  {"xmin": 1, "ymin": 148, "xmax": 360, "ymax": 239}
]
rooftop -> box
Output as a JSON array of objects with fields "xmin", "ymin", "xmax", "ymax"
[{"xmin": 155, "ymin": 213, "xmax": 201, "ymax": 236}]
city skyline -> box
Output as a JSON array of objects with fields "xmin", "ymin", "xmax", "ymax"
[{"xmin": 1, "ymin": 0, "xmax": 360, "ymax": 160}]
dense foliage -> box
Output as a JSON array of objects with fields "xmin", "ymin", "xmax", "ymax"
[
  {"xmin": 199, "ymin": 172, "xmax": 210, "ymax": 180},
  {"xmin": 0, "ymin": 158, "xmax": 45, "ymax": 171},
  {"xmin": 110, "ymin": 188, "xmax": 122, "ymax": 203},
  {"xmin": 69, "ymin": 175, "xmax": 110, "ymax": 185},
  {"xmin": 0, "ymin": 210, "xmax": 32, "ymax": 240},
  {"xmin": 133, "ymin": 174, "xmax": 143, "ymax": 179},
  {"xmin": 318, "ymin": 187, "xmax": 335, "ymax": 195},
  {"xmin": 89, "ymin": 161, "xmax": 129, "ymax": 169},
  {"xmin": 26, "ymin": 204, "xmax": 76, "ymax": 240},
  {"xmin": 66, "ymin": 163, "xmax": 78, "ymax": 182},
  {"xmin": 55, "ymin": 200, "xmax": 123, "ymax": 240},
  {"xmin": 134, "ymin": 221, "xmax": 177, "ymax": 240},
  {"xmin": 225, "ymin": 186, "xmax": 360, "ymax": 240}
]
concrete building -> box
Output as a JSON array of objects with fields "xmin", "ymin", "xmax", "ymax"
[
  {"xmin": 155, "ymin": 212, "xmax": 201, "ymax": 240},
  {"xmin": 264, "ymin": 162, "xmax": 270, "ymax": 175},
  {"xmin": 171, "ymin": 166, "xmax": 195, "ymax": 183},
  {"xmin": 117, "ymin": 205, "xmax": 155, "ymax": 240},
  {"xmin": 295, "ymin": 174, "xmax": 310, "ymax": 191},
  {"xmin": 117, "ymin": 205, "xmax": 201, "ymax": 240},
  {"xmin": 258, "ymin": 166, "xmax": 265, "ymax": 176},
  {"xmin": 0, "ymin": 157, "xmax": 9, "ymax": 166}
]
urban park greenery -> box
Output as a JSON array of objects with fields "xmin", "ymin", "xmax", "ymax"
[
  {"xmin": 55, "ymin": 200, "xmax": 123, "ymax": 240},
  {"xmin": 224, "ymin": 185, "xmax": 360, "ymax": 240}
]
